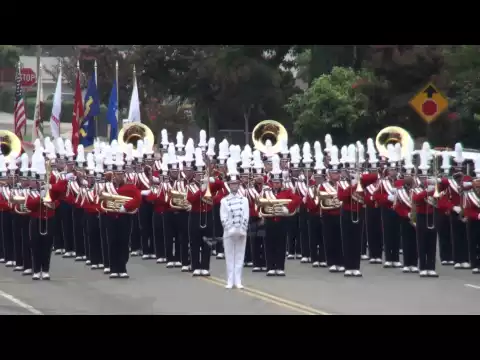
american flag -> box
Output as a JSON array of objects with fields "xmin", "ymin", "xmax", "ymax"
[{"xmin": 13, "ymin": 64, "xmax": 26, "ymax": 140}]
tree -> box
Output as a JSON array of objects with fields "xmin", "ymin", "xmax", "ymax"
[
  {"xmin": 0, "ymin": 45, "xmax": 22, "ymax": 68},
  {"xmin": 285, "ymin": 66, "xmax": 376, "ymax": 144}
]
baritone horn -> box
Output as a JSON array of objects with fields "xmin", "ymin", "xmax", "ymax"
[
  {"xmin": 169, "ymin": 189, "xmax": 192, "ymax": 211},
  {"xmin": 375, "ymin": 126, "xmax": 414, "ymax": 159},
  {"xmin": 257, "ymin": 197, "xmax": 296, "ymax": 218},
  {"xmin": 252, "ymin": 120, "xmax": 288, "ymax": 154},
  {"xmin": 118, "ymin": 123, "xmax": 155, "ymax": 151},
  {"xmin": 99, "ymin": 192, "xmax": 138, "ymax": 214}
]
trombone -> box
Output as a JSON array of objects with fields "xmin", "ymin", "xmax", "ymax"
[
  {"xmin": 426, "ymin": 155, "xmax": 440, "ymax": 230},
  {"xmin": 200, "ymin": 155, "xmax": 213, "ymax": 229},
  {"xmin": 351, "ymin": 147, "xmax": 364, "ymax": 224},
  {"xmin": 40, "ymin": 160, "xmax": 54, "ymax": 236}
]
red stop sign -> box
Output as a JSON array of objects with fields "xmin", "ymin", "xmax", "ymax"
[{"xmin": 20, "ymin": 68, "xmax": 36, "ymax": 88}]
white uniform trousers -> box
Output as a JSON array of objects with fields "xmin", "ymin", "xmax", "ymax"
[{"xmin": 223, "ymin": 232, "xmax": 247, "ymax": 287}]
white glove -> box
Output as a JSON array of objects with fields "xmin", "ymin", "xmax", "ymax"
[
  {"xmin": 201, "ymin": 183, "xmax": 207, "ymax": 192},
  {"xmin": 427, "ymin": 178, "xmax": 436, "ymax": 185},
  {"xmin": 277, "ymin": 206, "xmax": 289, "ymax": 215},
  {"xmin": 477, "ymin": 213, "xmax": 480, "ymax": 220},
  {"xmin": 141, "ymin": 190, "xmax": 151, "ymax": 196},
  {"xmin": 303, "ymin": 196, "xmax": 307, "ymax": 204},
  {"xmin": 387, "ymin": 194, "xmax": 395, "ymax": 202},
  {"xmin": 298, "ymin": 174, "xmax": 306, "ymax": 181},
  {"xmin": 453, "ymin": 206, "xmax": 461, "ymax": 214},
  {"xmin": 427, "ymin": 185, "xmax": 435, "ymax": 192},
  {"xmin": 40, "ymin": 189, "xmax": 47, "ymax": 198},
  {"xmin": 350, "ymin": 179, "xmax": 358, "ymax": 186},
  {"xmin": 119, "ymin": 205, "xmax": 126, "ymax": 213},
  {"xmin": 463, "ymin": 182, "xmax": 472, "ymax": 187},
  {"xmin": 152, "ymin": 176, "xmax": 160, "ymax": 184},
  {"xmin": 81, "ymin": 179, "xmax": 88, "ymax": 186},
  {"xmin": 66, "ymin": 173, "xmax": 75, "ymax": 181},
  {"xmin": 209, "ymin": 177, "xmax": 215, "ymax": 183}
]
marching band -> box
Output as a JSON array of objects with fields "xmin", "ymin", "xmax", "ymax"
[{"xmin": 0, "ymin": 120, "xmax": 479, "ymax": 285}]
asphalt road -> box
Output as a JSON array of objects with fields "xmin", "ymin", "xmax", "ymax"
[{"xmin": 0, "ymin": 249, "xmax": 479, "ymax": 315}]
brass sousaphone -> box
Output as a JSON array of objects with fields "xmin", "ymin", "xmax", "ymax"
[
  {"xmin": 0, "ymin": 130, "xmax": 22, "ymax": 160},
  {"xmin": 118, "ymin": 123, "xmax": 155, "ymax": 151},
  {"xmin": 252, "ymin": 120, "xmax": 288, "ymax": 154},
  {"xmin": 375, "ymin": 126, "xmax": 414, "ymax": 159}
]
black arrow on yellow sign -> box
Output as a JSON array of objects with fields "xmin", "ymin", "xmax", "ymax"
[{"xmin": 424, "ymin": 85, "xmax": 438, "ymax": 98}]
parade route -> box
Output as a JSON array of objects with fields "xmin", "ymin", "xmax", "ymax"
[{"xmin": 0, "ymin": 253, "xmax": 479, "ymax": 315}]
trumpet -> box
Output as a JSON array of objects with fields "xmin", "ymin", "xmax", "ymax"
[
  {"xmin": 257, "ymin": 197, "xmax": 296, "ymax": 218},
  {"xmin": 425, "ymin": 155, "xmax": 439, "ymax": 230},
  {"xmin": 39, "ymin": 160, "xmax": 54, "ymax": 236},
  {"xmin": 351, "ymin": 147, "xmax": 364, "ymax": 224},
  {"xmin": 99, "ymin": 192, "xmax": 138, "ymax": 214},
  {"xmin": 200, "ymin": 170, "xmax": 213, "ymax": 229},
  {"xmin": 169, "ymin": 189, "xmax": 192, "ymax": 211}
]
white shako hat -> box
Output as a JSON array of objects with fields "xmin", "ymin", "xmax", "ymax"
[
  {"xmin": 93, "ymin": 139, "xmax": 100, "ymax": 155},
  {"xmin": 367, "ymin": 138, "xmax": 379, "ymax": 168},
  {"xmin": 44, "ymin": 137, "xmax": 52, "ymax": 158},
  {"xmin": 161, "ymin": 152, "xmax": 169, "ymax": 175},
  {"xmin": 314, "ymin": 141, "xmax": 325, "ymax": 174},
  {"xmin": 194, "ymin": 147, "xmax": 206, "ymax": 172},
  {"xmin": 198, "ymin": 129, "xmax": 208, "ymax": 150},
  {"xmin": 340, "ymin": 145, "xmax": 348, "ymax": 166},
  {"xmin": 290, "ymin": 145, "xmax": 301, "ymax": 168},
  {"xmin": 453, "ymin": 142, "xmax": 464, "ymax": 168},
  {"xmin": 64, "ymin": 139, "xmax": 75, "ymax": 163},
  {"xmin": 175, "ymin": 131, "xmax": 185, "ymax": 155},
  {"xmin": 135, "ymin": 139, "xmax": 144, "ymax": 163},
  {"xmin": 475, "ymin": 155, "xmax": 480, "ymax": 178},
  {"xmin": 103, "ymin": 146, "xmax": 114, "ymax": 172},
  {"xmin": 386, "ymin": 143, "xmax": 398, "ymax": 168},
  {"xmin": 279, "ymin": 137, "xmax": 289, "ymax": 159},
  {"xmin": 418, "ymin": 145, "xmax": 430, "ymax": 174},
  {"xmin": 160, "ymin": 129, "xmax": 169, "ymax": 151},
  {"xmin": 403, "ymin": 145, "xmax": 414, "ymax": 174},
  {"xmin": 230, "ymin": 145, "xmax": 242, "ymax": 165},
  {"xmin": 183, "ymin": 138, "xmax": 195, "ymax": 168},
  {"xmin": 347, "ymin": 144, "xmax": 356, "ymax": 169},
  {"xmin": 46, "ymin": 142, "xmax": 56, "ymax": 163},
  {"xmin": 143, "ymin": 138, "xmax": 154, "ymax": 159},
  {"xmin": 240, "ymin": 149, "xmax": 251, "ymax": 174},
  {"xmin": 34, "ymin": 138, "xmax": 44, "ymax": 156},
  {"xmin": 111, "ymin": 140, "xmax": 119, "ymax": 160},
  {"xmin": 86, "ymin": 153, "xmax": 95, "ymax": 175},
  {"xmin": 226, "ymin": 156, "xmax": 240, "ymax": 183},
  {"xmin": 357, "ymin": 141, "xmax": 366, "ymax": 165},
  {"xmin": 252, "ymin": 150, "xmax": 264, "ymax": 175},
  {"xmin": 94, "ymin": 153, "xmax": 104, "ymax": 179},
  {"xmin": 328, "ymin": 145, "xmax": 340, "ymax": 171},
  {"xmin": 125, "ymin": 143, "xmax": 135, "ymax": 166},
  {"xmin": 270, "ymin": 154, "xmax": 282, "ymax": 181},
  {"xmin": 301, "ymin": 142, "xmax": 313, "ymax": 168},
  {"xmin": 76, "ymin": 145, "xmax": 86, "ymax": 169},
  {"xmin": 56, "ymin": 137, "xmax": 66, "ymax": 160},
  {"xmin": 324, "ymin": 134, "xmax": 333, "ymax": 154},
  {"xmin": 0, "ymin": 155, "xmax": 7, "ymax": 178},
  {"xmin": 114, "ymin": 146, "xmax": 125, "ymax": 172},
  {"xmin": 167, "ymin": 143, "xmax": 179, "ymax": 170},
  {"xmin": 441, "ymin": 150, "xmax": 452, "ymax": 173},
  {"xmin": 19, "ymin": 153, "xmax": 29, "ymax": 179},
  {"xmin": 217, "ymin": 139, "xmax": 229, "ymax": 165},
  {"xmin": 206, "ymin": 138, "xmax": 216, "ymax": 161}
]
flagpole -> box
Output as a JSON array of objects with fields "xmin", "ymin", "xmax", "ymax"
[
  {"xmin": 76, "ymin": 60, "xmax": 80, "ymax": 149},
  {"xmin": 35, "ymin": 45, "xmax": 41, "ymax": 140},
  {"xmin": 132, "ymin": 64, "xmax": 136, "ymax": 123},
  {"xmin": 116, "ymin": 60, "xmax": 119, "ymax": 137},
  {"xmin": 94, "ymin": 60, "xmax": 98, "ymax": 141}
]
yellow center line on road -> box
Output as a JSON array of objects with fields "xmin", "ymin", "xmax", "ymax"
[{"xmin": 200, "ymin": 276, "xmax": 332, "ymax": 316}]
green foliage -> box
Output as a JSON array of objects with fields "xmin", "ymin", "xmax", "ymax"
[
  {"xmin": 0, "ymin": 45, "xmax": 22, "ymax": 67},
  {"xmin": 285, "ymin": 67, "xmax": 375, "ymax": 143}
]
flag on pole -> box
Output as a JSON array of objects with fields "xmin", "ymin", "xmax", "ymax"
[
  {"xmin": 31, "ymin": 64, "xmax": 45, "ymax": 142},
  {"xmin": 13, "ymin": 63, "xmax": 26, "ymax": 140},
  {"xmin": 79, "ymin": 71, "xmax": 100, "ymax": 147},
  {"xmin": 107, "ymin": 80, "xmax": 118, "ymax": 142},
  {"xmin": 128, "ymin": 75, "xmax": 141, "ymax": 123},
  {"xmin": 71, "ymin": 69, "xmax": 83, "ymax": 153},
  {"xmin": 49, "ymin": 67, "xmax": 62, "ymax": 139}
]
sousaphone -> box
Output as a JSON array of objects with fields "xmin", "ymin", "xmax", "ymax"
[
  {"xmin": 0, "ymin": 130, "xmax": 22, "ymax": 159},
  {"xmin": 118, "ymin": 123, "xmax": 155, "ymax": 151},
  {"xmin": 252, "ymin": 120, "xmax": 288, "ymax": 154},
  {"xmin": 375, "ymin": 126, "xmax": 414, "ymax": 159}
]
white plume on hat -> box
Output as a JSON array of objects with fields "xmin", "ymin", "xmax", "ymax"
[
  {"xmin": 347, "ymin": 144, "xmax": 356, "ymax": 167},
  {"xmin": 198, "ymin": 130, "xmax": 207, "ymax": 148},
  {"xmin": 240, "ymin": 149, "xmax": 251, "ymax": 169},
  {"xmin": 176, "ymin": 131, "xmax": 184, "ymax": 149},
  {"xmin": 290, "ymin": 145, "xmax": 301, "ymax": 166},
  {"xmin": 207, "ymin": 138, "xmax": 216, "ymax": 157},
  {"xmin": 65, "ymin": 139, "xmax": 75, "ymax": 158},
  {"xmin": 226, "ymin": 157, "xmax": 239, "ymax": 179},
  {"xmin": 253, "ymin": 150, "xmax": 264, "ymax": 169},
  {"xmin": 231, "ymin": 145, "xmax": 242, "ymax": 163},
  {"xmin": 356, "ymin": 141, "xmax": 365, "ymax": 163},
  {"xmin": 103, "ymin": 146, "xmax": 113, "ymax": 166},
  {"xmin": 76, "ymin": 145, "xmax": 86, "ymax": 164},
  {"xmin": 454, "ymin": 142, "xmax": 464, "ymax": 163},
  {"xmin": 34, "ymin": 138, "xmax": 42, "ymax": 153},
  {"xmin": 93, "ymin": 139, "xmax": 100, "ymax": 155},
  {"xmin": 418, "ymin": 147, "xmax": 430, "ymax": 173},
  {"xmin": 367, "ymin": 139, "xmax": 378, "ymax": 165},
  {"xmin": 329, "ymin": 145, "xmax": 340, "ymax": 167},
  {"xmin": 218, "ymin": 139, "xmax": 229, "ymax": 160},
  {"xmin": 271, "ymin": 154, "xmax": 282, "ymax": 175},
  {"xmin": 86, "ymin": 153, "xmax": 95, "ymax": 172},
  {"xmin": 280, "ymin": 137, "xmax": 289, "ymax": 155},
  {"xmin": 36, "ymin": 153, "xmax": 47, "ymax": 176},
  {"xmin": 475, "ymin": 155, "xmax": 480, "ymax": 177},
  {"xmin": 422, "ymin": 142, "xmax": 432, "ymax": 161},
  {"xmin": 194, "ymin": 147, "xmax": 205, "ymax": 167},
  {"xmin": 314, "ymin": 141, "xmax": 325, "ymax": 171},
  {"xmin": 403, "ymin": 146, "xmax": 414, "ymax": 172},
  {"xmin": 325, "ymin": 134, "xmax": 333, "ymax": 152},
  {"xmin": 168, "ymin": 143, "xmax": 178, "ymax": 164},
  {"xmin": 161, "ymin": 129, "xmax": 169, "ymax": 146},
  {"xmin": 161, "ymin": 153, "xmax": 169, "ymax": 172},
  {"xmin": 302, "ymin": 142, "xmax": 313, "ymax": 164},
  {"xmin": 184, "ymin": 139, "xmax": 195, "ymax": 162},
  {"xmin": 46, "ymin": 141, "xmax": 56, "ymax": 161},
  {"xmin": 441, "ymin": 151, "xmax": 451, "ymax": 171},
  {"xmin": 55, "ymin": 138, "xmax": 65, "ymax": 156},
  {"xmin": 386, "ymin": 144, "xmax": 395, "ymax": 163},
  {"xmin": 20, "ymin": 153, "xmax": 29, "ymax": 173},
  {"xmin": 394, "ymin": 143, "xmax": 402, "ymax": 162},
  {"xmin": 125, "ymin": 143, "xmax": 134, "ymax": 164},
  {"xmin": 263, "ymin": 139, "xmax": 274, "ymax": 158},
  {"xmin": 0, "ymin": 155, "xmax": 7, "ymax": 173},
  {"xmin": 135, "ymin": 139, "xmax": 144, "ymax": 159},
  {"xmin": 144, "ymin": 138, "xmax": 154, "ymax": 155},
  {"xmin": 115, "ymin": 149, "xmax": 125, "ymax": 167},
  {"xmin": 95, "ymin": 153, "xmax": 104, "ymax": 173},
  {"xmin": 340, "ymin": 145, "xmax": 348, "ymax": 164}
]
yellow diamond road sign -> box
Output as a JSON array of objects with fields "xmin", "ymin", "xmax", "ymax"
[{"xmin": 409, "ymin": 83, "xmax": 449, "ymax": 123}]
